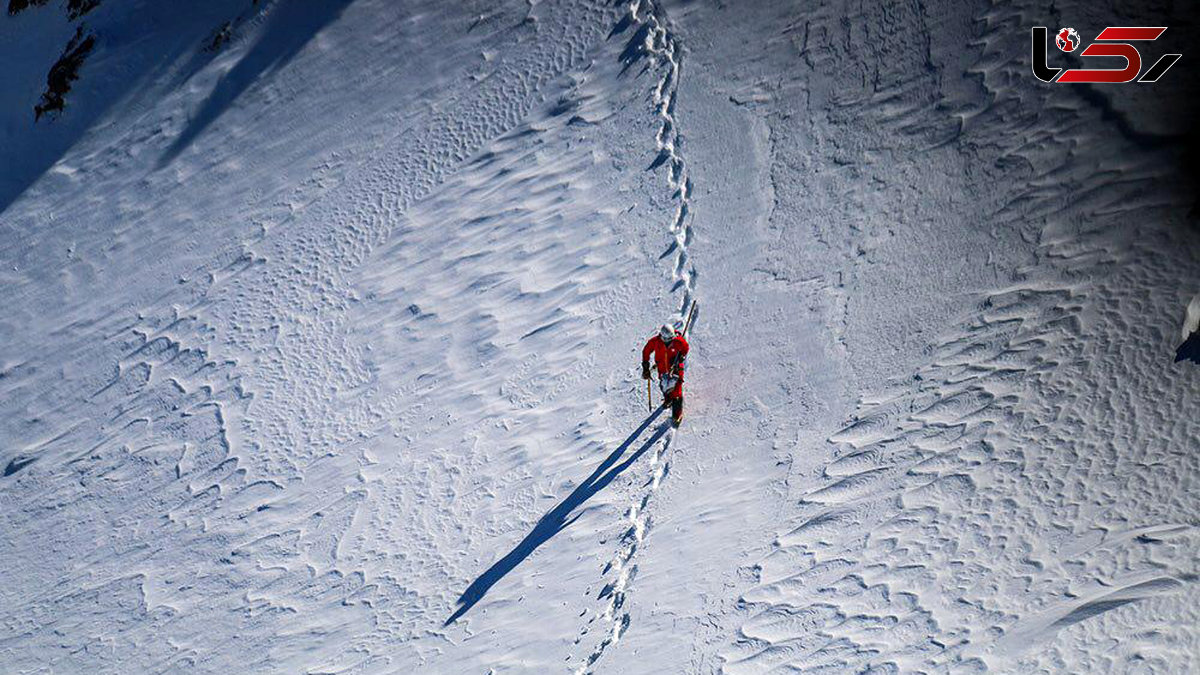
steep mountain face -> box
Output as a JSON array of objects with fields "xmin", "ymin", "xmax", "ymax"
[
  {"xmin": 1, "ymin": 0, "xmax": 1197, "ymax": 673},
  {"xmin": 607, "ymin": 2, "xmax": 1200, "ymax": 672}
]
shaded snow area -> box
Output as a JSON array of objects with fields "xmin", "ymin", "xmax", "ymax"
[{"xmin": 1, "ymin": 0, "xmax": 1197, "ymax": 672}]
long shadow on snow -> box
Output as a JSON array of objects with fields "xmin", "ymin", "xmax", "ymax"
[
  {"xmin": 158, "ymin": 0, "xmax": 355, "ymax": 167},
  {"xmin": 445, "ymin": 408, "xmax": 671, "ymax": 625}
]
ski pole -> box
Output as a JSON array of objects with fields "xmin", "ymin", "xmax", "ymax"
[
  {"xmin": 647, "ymin": 377, "xmax": 652, "ymax": 412},
  {"xmin": 682, "ymin": 300, "xmax": 698, "ymax": 337}
]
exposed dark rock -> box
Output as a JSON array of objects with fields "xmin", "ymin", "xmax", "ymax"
[
  {"xmin": 35, "ymin": 25, "xmax": 96, "ymax": 121},
  {"xmin": 7, "ymin": 0, "xmax": 50, "ymax": 16},
  {"xmin": 1176, "ymin": 331, "xmax": 1200, "ymax": 364},
  {"xmin": 67, "ymin": 0, "xmax": 100, "ymax": 20},
  {"xmin": 205, "ymin": 21, "xmax": 233, "ymax": 52}
]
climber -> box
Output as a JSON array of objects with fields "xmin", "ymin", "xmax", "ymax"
[{"xmin": 642, "ymin": 322, "xmax": 688, "ymax": 427}]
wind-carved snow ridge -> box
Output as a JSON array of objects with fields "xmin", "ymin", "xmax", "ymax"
[
  {"xmin": 573, "ymin": 1, "xmax": 695, "ymax": 671},
  {"xmin": 728, "ymin": 278, "xmax": 1198, "ymax": 672},
  {"xmin": 86, "ymin": 0, "xmax": 621, "ymax": 489},
  {"xmin": 3, "ymin": 1, "xmax": 641, "ymax": 670}
]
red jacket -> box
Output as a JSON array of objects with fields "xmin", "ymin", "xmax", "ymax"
[{"xmin": 642, "ymin": 334, "xmax": 689, "ymax": 379}]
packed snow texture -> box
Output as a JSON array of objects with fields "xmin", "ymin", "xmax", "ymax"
[{"xmin": 1, "ymin": 0, "xmax": 1197, "ymax": 673}]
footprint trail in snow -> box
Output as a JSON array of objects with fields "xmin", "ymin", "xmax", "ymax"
[{"xmin": 573, "ymin": 0, "xmax": 697, "ymax": 670}]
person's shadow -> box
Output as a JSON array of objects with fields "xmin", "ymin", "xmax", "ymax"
[{"xmin": 444, "ymin": 407, "xmax": 672, "ymax": 625}]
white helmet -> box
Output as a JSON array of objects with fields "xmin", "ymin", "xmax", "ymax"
[{"xmin": 659, "ymin": 323, "xmax": 675, "ymax": 341}]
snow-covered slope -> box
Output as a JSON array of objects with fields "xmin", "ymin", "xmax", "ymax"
[{"xmin": 1, "ymin": 0, "xmax": 1197, "ymax": 673}]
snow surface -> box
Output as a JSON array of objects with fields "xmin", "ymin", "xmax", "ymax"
[
  {"xmin": 1, "ymin": 0, "xmax": 1198, "ymax": 673},
  {"xmin": 1184, "ymin": 294, "xmax": 1200, "ymax": 341}
]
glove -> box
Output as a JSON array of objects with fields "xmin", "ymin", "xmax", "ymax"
[{"xmin": 641, "ymin": 362, "xmax": 651, "ymax": 380}]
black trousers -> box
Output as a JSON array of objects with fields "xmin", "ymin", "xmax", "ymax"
[{"xmin": 669, "ymin": 395, "xmax": 683, "ymax": 422}]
